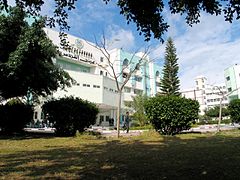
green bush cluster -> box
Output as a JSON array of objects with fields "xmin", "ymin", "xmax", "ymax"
[
  {"xmin": 0, "ymin": 99, "xmax": 33, "ymax": 134},
  {"xmin": 145, "ymin": 95, "xmax": 199, "ymax": 135},
  {"xmin": 42, "ymin": 96, "xmax": 99, "ymax": 136},
  {"xmin": 228, "ymin": 99, "xmax": 240, "ymax": 123}
]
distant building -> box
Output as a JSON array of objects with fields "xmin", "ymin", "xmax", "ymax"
[
  {"xmin": 224, "ymin": 64, "xmax": 240, "ymax": 101},
  {"xmin": 181, "ymin": 76, "xmax": 228, "ymax": 115}
]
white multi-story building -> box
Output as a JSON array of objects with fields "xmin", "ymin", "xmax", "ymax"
[
  {"xmin": 224, "ymin": 64, "xmax": 240, "ymax": 101},
  {"xmin": 34, "ymin": 28, "xmax": 162, "ymax": 126},
  {"xmin": 181, "ymin": 76, "xmax": 228, "ymax": 115}
]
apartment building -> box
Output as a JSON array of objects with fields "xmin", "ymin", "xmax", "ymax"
[
  {"xmin": 181, "ymin": 76, "xmax": 228, "ymax": 115},
  {"xmin": 34, "ymin": 28, "xmax": 162, "ymax": 126},
  {"xmin": 224, "ymin": 64, "xmax": 240, "ymax": 101}
]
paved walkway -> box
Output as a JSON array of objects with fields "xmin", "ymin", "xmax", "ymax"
[{"xmin": 24, "ymin": 124, "xmax": 240, "ymax": 137}]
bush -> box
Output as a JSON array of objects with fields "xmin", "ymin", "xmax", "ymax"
[
  {"xmin": 145, "ymin": 95, "xmax": 199, "ymax": 135},
  {"xmin": 228, "ymin": 99, "xmax": 240, "ymax": 123},
  {"xmin": 42, "ymin": 96, "xmax": 99, "ymax": 136},
  {"xmin": 0, "ymin": 99, "xmax": 33, "ymax": 134}
]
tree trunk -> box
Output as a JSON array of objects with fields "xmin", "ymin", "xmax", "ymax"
[
  {"xmin": 217, "ymin": 98, "xmax": 223, "ymax": 132},
  {"xmin": 117, "ymin": 91, "xmax": 122, "ymax": 138}
]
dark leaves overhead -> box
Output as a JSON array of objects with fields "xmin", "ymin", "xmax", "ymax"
[{"xmin": 1, "ymin": 1, "xmax": 240, "ymax": 42}]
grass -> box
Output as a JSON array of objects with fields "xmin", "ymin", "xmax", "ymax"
[{"xmin": 1, "ymin": 130, "xmax": 240, "ymax": 179}]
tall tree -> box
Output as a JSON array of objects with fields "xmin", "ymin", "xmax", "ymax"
[
  {"xmin": 89, "ymin": 36, "xmax": 149, "ymax": 138},
  {"xmin": 160, "ymin": 37, "xmax": 180, "ymax": 96},
  {"xmin": 0, "ymin": 7, "xmax": 73, "ymax": 100},
  {"xmin": 1, "ymin": 1, "xmax": 240, "ymax": 42}
]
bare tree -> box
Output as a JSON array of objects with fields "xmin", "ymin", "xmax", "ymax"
[{"xmin": 87, "ymin": 35, "xmax": 150, "ymax": 137}]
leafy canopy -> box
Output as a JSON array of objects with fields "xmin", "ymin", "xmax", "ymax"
[
  {"xmin": 1, "ymin": 1, "xmax": 240, "ymax": 42},
  {"xmin": 0, "ymin": 7, "xmax": 74, "ymax": 100},
  {"xmin": 145, "ymin": 95, "xmax": 199, "ymax": 135},
  {"xmin": 228, "ymin": 99, "xmax": 240, "ymax": 123}
]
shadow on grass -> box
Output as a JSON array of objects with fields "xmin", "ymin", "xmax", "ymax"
[
  {"xmin": 0, "ymin": 132, "xmax": 55, "ymax": 140},
  {"xmin": 1, "ymin": 132, "xmax": 240, "ymax": 179}
]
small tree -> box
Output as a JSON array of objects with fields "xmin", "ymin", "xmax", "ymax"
[
  {"xmin": 160, "ymin": 37, "xmax": 180, "ymax": 96},
  {"xmin": 42, "ymin": 96, "xmax": 99, "ymax": 137},
  {"xmin": 228, "ymin": 99, "xmax": 240, "ymax": 123},
  {"xmin": 0, "ymin": 99, "xmax": 33, "ymax": 134},
  {"xmin": 125, "ymin": 93, "xmax": 149, "ymax": 126},
  {"xmin": 145, "ymin": 95, "xmax": 199, "ymax": 135}
]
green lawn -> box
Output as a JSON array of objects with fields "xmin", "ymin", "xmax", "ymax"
[{"xmin": 1, "ymin": 130, "xmax": 240, "ymax": 179}]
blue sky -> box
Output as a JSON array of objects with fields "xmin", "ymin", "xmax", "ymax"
[{"xmin": 10, "ymin": 0, "xmax": 240, "ymax": 90}]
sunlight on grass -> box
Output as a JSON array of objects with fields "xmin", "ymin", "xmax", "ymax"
[{"xmin": 1, "ymin": 129, "xmax": 240, "ymax": 179}]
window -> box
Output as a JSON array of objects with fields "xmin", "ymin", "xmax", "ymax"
[
  {"xmin": 228, "ymin": 87, "xmax": 232, "ymax": 92},
  {"xmin": 83, "ymin": 84, "xmax": 90, "ymax": 87},
  {"xmin": 123, "ymin": 58, "xmax": 129, "ymax": 66},
  {"xmin": 100, "ymin": 70, "xmax": 103, "ymax": 75},
  {"xmin": 105, "ymin": 72, "xmax": 108, "ymax": 76},
  {"xmin": 155, "ymin": 71, "xmax": 160, "ymax": 77},
  {"xmin": 226, "ymin": 76, "xmax": 230, "ymax": 81},
  {"xmin": 104, "ymin": 87, "xmax": 108, "ymax": 90},
  {"xmin": 196, "ymin": 81, "xmax": 198, "ymax": 85},
  {"xmin": 76, "ymin": 83, "xmax": 80, "ymax": 86},
  {"xmin": 135, "ymin": 76, "xmax": 142, "ymax": 82},
  {"xmin": 100, "ymin": 57, "xmax": 104, "ymax": 62},
  {"xmin": 124, "ymin": 87, "xmax": 131, "ymax": 93},
  {"xmin": 93, "ymin": 85, "xmax": 100, "ymax": 88},
  {"xmin": 99, "ymin": 115, "xmax": 104, "ymax": 125},
  {"xmin": 106, "ymin": 116, "xmax": 110, "ymax": 122},
  {"xmin": 134, "ymin": 89, "xmax": 143, "ymax": 95},
  {"xmin": 122, "ymin": 72, "xmax": 128, "ymax": 78}
]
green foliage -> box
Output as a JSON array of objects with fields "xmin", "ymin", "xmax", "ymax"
[
  {"xmin": 42, "ymin": 96, "xmax": 99, "ymax": 137},
  {"xmin": 228, "ymin": 99, "xmax": 240, "ymax": 123},
  {"xmin": 160, "ymin": 37, "xmax": 180, "ymax": 96},
  {"xmin": 1, "ymin": 1, "xmax": 240, "ymax": 42},
  {"xmin": 0, "ymin": 7, "xmax": 74, "ymax": 100},
  {"xmin": 126, "ymin": 94, "xmax": 149, "ymax": 126},
  {"xmin": 145, "ymin": 95, "xmax": 199, "ymax": 135},
  {"xmin": 197, "ymin": 119, "xmax": 232, "ymax": 125},
  {"xmin": 205, "ymin": 106, "xmax": 229, "ymax": 118},
  {"xmin": 0, "ymin": 99, "xmax": 33, "ymax": 134}
]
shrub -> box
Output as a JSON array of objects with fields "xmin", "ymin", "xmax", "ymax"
[
  {"xmin": 228, "ymin": 99, "xmax": 240, "ymax": 123},
  {"xmin": 42, "ymin": 96, "xmax": 99, "ymax": 136},
  {"xmin": 0, "ymin": 99, "xmax": 33, "ymax": 134},
  {"xmin": 145, "ymin": 95, "xmax": 199, "ymax": 135}
]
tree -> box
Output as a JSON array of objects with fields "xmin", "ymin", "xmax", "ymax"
[
  {"xmin": 125, "ymin": 93, "xmax": 149, "ymax": 126},
  {"xmin": 42, "ymin": 96, "xmax": 99, "ymax": 136},
  {"xmin": 145, "ymin": 95, "xmax": 199, "ymax": 135},
  {"xmin": 228, "ymin": 99, "xmax": 240, "ymax": 123},
  {"xmin": 160, "ymin": 37, "xmax": 180, "ymax": 96},
  {"xmin": 1, "ymin": 1, "xmax": 240, "ymax": 42},
  {"xmin": 90, "ymin": 36, "xmax": 149, "ymax": 138},
  {"xmin": 0, "ymin": 7, "xmax": 74, "ymax": 100},
  {"xmin": 205, "ymin": 106, "xmax": 229, "ymax": 118}
]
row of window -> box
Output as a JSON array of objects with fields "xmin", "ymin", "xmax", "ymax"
[
  {"xmin": 104, "ymin": 87, "xmax": 118, "ymax": 93},
  {"xmin": 207, "ymin": 97, "xmax": 227, "ymax": 103},
  {"xmin": 75, "ymin": 83, "xmax": 100, "ymax": 88},
  {"xmin": 124, "ymin": 87, "xmax": 143, "ymax": 94}
]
